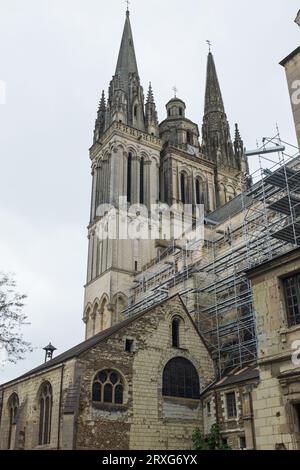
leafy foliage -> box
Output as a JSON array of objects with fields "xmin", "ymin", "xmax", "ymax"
[
  {"xmin": 0, "ymin": 273, "xmax": 32, "ymax": 363},
  {"xmin": 192, "ymin": 424, "xmax": 232, "ymax": 450}
]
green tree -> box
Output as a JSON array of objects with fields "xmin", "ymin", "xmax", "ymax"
[
  {"xmin": 0, "ymin": 273, "xmax": 32, "ymax": 363},
  {"xmin": 192, "ymin": 424, "xmax": 231, "ymax": 450}
]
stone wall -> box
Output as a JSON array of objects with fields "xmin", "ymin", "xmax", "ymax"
[
  {"xmin": 249, "ymin": 251, "xmax": 300, "ymax": 450},
  {"xmin": 0, "ymin": 360, "xmax": 76, "ymax": 450},
  {"xmin": 75, "ymin": 296, "xmax": 215, "ymax": 450}
]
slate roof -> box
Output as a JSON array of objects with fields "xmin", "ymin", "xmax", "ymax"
[
  {"xmin": 1, "ymin": 294, "xmax": 200, "ymax": 387},
  {"xmin": 213, "ymin": 363, "xmax": 259, "ymax": 389},
  {"xmin": 0, "ymin": 305, "xmax": 155, "ymax": 387}
]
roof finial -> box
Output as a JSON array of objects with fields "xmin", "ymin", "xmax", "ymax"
[
  {"xmin": 206, "ymin": 39, "xmax": 212, "ymax": 53},
  {"xmin": 126, "ymin": 0, "xmax": 130, "ymax": 14},
  {"xmin": 172, "ymin": 86, "xmax": 178, "ymax": 98}
]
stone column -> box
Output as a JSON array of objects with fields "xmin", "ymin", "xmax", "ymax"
[
  {"xmin": 144, "ymin": 160, "xmax": 151, "ymax": 209},
  {"xmin": 122, "ymin": 151, "xmax": 128, "ymax": 199},
  {"xmin": 208, "ymin": 183, "xmax": 215, "ymax": 212},
  {"xmin": 172, "ymin": 168, "xmax": 178, "ymax": 204},
  {"xmin": 110, "ymin": 147, "xmax": 121, "ymax": 206}
]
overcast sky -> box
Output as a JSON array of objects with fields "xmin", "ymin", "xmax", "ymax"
[{"xmin": 0, "ymin": 0, "xmax": 299, "ymax": 383}]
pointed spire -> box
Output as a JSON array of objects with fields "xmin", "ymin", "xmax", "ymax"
[
  {"xmin": 145, "ymin": 82, "xmax": 158, "ymax": 136},
  {"xmin": 98, "ymin": 90, "xmax": 106, "ymax": 112},
  {"xmin": 146, "ymin": 82, "xmax": 154, "ymax": 104},
  {"xmin": 204, "ymin": 52, "xmax": 225, "ymax": 115},
  {"xmin": 234, "ymin": 123, "xmax": 242, "ymax": 143},
  {"xmin": 234, "ymin": 123, "xmax": 244, "ymax": 159},
  {"xmin": 115, "ymin": 10, "xmax": 139, "ymax": 88}
]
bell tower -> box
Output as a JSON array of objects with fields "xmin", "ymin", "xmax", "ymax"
[
  {"xmin": 84, "ymin": 10, "xmax": 161, "ymax": 339},
  {"xmin": 201, "ymin": 51, "xmax": 249, "ymax": 206}
]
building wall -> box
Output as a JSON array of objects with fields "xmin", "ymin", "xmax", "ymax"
[
  {"xmin": 0, "ymin": 360, "xmax": 76, "ymax": 450},
  {"xmin": 249, "ymin": 252, "xmax": 300, "ymax": 450},
  {"xmin": 75, "ymin": 296, "xmax": 215, "ymax": 450},
  {"xmin": 281, "ymin": 50, "xmax": 300, "ymax": 149},
  {"xmin": 202, "ymin": 377, "xmax": 258, "ymax": 450}
]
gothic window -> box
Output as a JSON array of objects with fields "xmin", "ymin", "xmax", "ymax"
[
  {"xmin": 7, "ymin": 393, "xmax": 19, "ymax": 450},
  {"xmin": 140, "ymin": 157, "xmax": 144, "ymax": 204},
  {"xmin": 172, "ymin": 317, "xmax": 181, "ymax": 348},
  {"xmin": 162, "ymin": 357, "xmax": 200, "ymax": 399},
  {"xmin": 38, "ymin": 382, "xmax": 53, "ymax": 446},
  {"xmin": 180, "ymin": 173, "xmax": 187, "ymax": 205},
  {"xmin": 186, "ymin": 130, "xmax": 192, "ymax": 144},
  {"xmin": 134, "ymin": 105, "xmax": 138, "ymax": 119},
  {"xmin": 127, "ymin": 153, "xmax": 132, "ymax": 204},
  {"xmin": 195, "ymin": 178, "xmax": 201, "ymax": 205},
  {"xmin": 283, "ymin": 274, "xmax": 300, "ymax": 327},
  {"xmin": 92, "ymin": 370, "xmax": 124, "ymax": 405}
]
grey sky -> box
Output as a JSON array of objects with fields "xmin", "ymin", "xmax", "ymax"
[{"xmin": 0, "ymin": 0, "xmax": 299, "ymax": 382}]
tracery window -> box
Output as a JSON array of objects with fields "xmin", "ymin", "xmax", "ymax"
[
  {"xmin": 92, "ymin": 370, "xmax": 124, "ymax": 405},
  {"xmin": 7, "ymin": 393, "xmax": 19, "ymax": 449},
  {"xmin": 38, "ymin": 382, "xmax": 52, "ymax": 445}
]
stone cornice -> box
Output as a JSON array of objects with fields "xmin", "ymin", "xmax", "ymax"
[
  {"xmin": 89, "ymin": 121, "xmax": 162, "ymax": 160},
  {"xmin": 161, "ymin": 145, "xmax": 215, "ymax": 170}
]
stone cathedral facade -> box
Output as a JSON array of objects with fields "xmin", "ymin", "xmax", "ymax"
[
  {"xmin": 1, "ymin": 10, "xmax": 300, "ymax": 452},
  {"xmin": 83, "ymin": 10, "xmax": 249, "ymax": 340}
]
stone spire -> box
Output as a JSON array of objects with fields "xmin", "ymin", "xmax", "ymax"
[
  {"xmin": 105, "ymin": 11, "xmax": 146, "ymax": 132},
  {"xmin": 204, "ymin": 52, "xmax": 225, "ymax": 115},
  {"xmin": 94, "ymin": 90, "xmax": 106, "ymax": 143},
  {"xmin": 201, "ymin": 52, "xmax": 237, "ymax": 169},
  {"xmin": 145, "ymin": 82, "xmax": 159, "ymax": 136},
  {"xmin": 234, "ymin": 123, "xmax": 250, "ymax": 183},
  {"xmin": 115, "ymin": 10, "xmax": 139, "ymax": 90}
]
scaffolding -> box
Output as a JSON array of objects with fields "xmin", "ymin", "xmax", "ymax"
[{"xmin": 123, "ymin": 134, "xmax": 300, "ymax": 376}]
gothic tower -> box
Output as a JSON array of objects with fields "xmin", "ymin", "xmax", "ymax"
[
  {"xmin": 84, "ymin": 10, "xmax": 161, "ymax": 339},
  {"xmin": 159, "ymin": 95, "xmax": 216, "ymax": 213},
  {"xmin": 201, "ymin": 52, "xmax": 249, "ymax": 206}
]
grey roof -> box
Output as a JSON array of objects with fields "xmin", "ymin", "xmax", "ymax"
[
  {"xmin": 280, "ymin": 46, "xmax": 300, "ymax": 67},
  {"xmin": 214, "ymin": 364, "xmax": 259, "ymax": 389},
  {"xmin": 208, "ymin": 194, "xmax": 252, "ymax": 224},
  {"xmin": 1, "ymin": 294, "xmax": 195, "ymax": 388},
  {"xmin": 115, "ymin": 11, "xmax": 139, "ymax": 88},
  {"xmin": 0, "ymin": 309, "xmax": 150, "ymax": 387}
]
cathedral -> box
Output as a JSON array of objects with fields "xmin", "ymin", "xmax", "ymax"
[{"xmin": 1, "ymin": 9, "xmax": 300, "ymax": 451}]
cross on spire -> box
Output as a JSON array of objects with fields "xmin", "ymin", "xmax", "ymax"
[
  {"xmin": 126, "ymin": 0, "xmax": 130, "ymax": 12},
  {"xmin": 206, "ymin": 40, "xmax": 212, "ymax": 53},
  {"xmin": 172, "ymin": 86, "xmax": 178, "ymax": 98}
]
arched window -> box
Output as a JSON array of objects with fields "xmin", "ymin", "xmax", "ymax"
[
  {"xmin": 195, "ymin": 178, "xmax": 201, "ymax": 205},
  {"xmin": 180, "ymin": 173, "xmax": 187, "ymax": 205},
  {"xmin": 140, "ymin": 157, "xmax": 144, "ymax": 204},
  {"xmin": 7, "ymin": 393, "xmax": 19, "ymax": 449},
  {"xmin": 186, "ymin": 130, "xmax": 192, "ymax": 144},
  {"xmin": 92, "ymin": 370, "xmax": 124, "ymax": 405},
  {"xmin": 127, "ymin": 153, "xmax": 132, "ymax": 204},
  {"xmin": 39, "ymin": 382, "xmax": 52, "ymax": 446},
  {"xmin": 134, "ymin": 105, "xmax": 138, "ymax": 119},
  {"xmin": 179, "ymin": 107, "xmax": 183, "ymax": 116},
  {"xmin": 172, "ymin": 318, "xmax": 180, "ymax": 348},
  {"xmin": 163, "ymin": 358, "xmax": 200, "ymax": 399}
]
